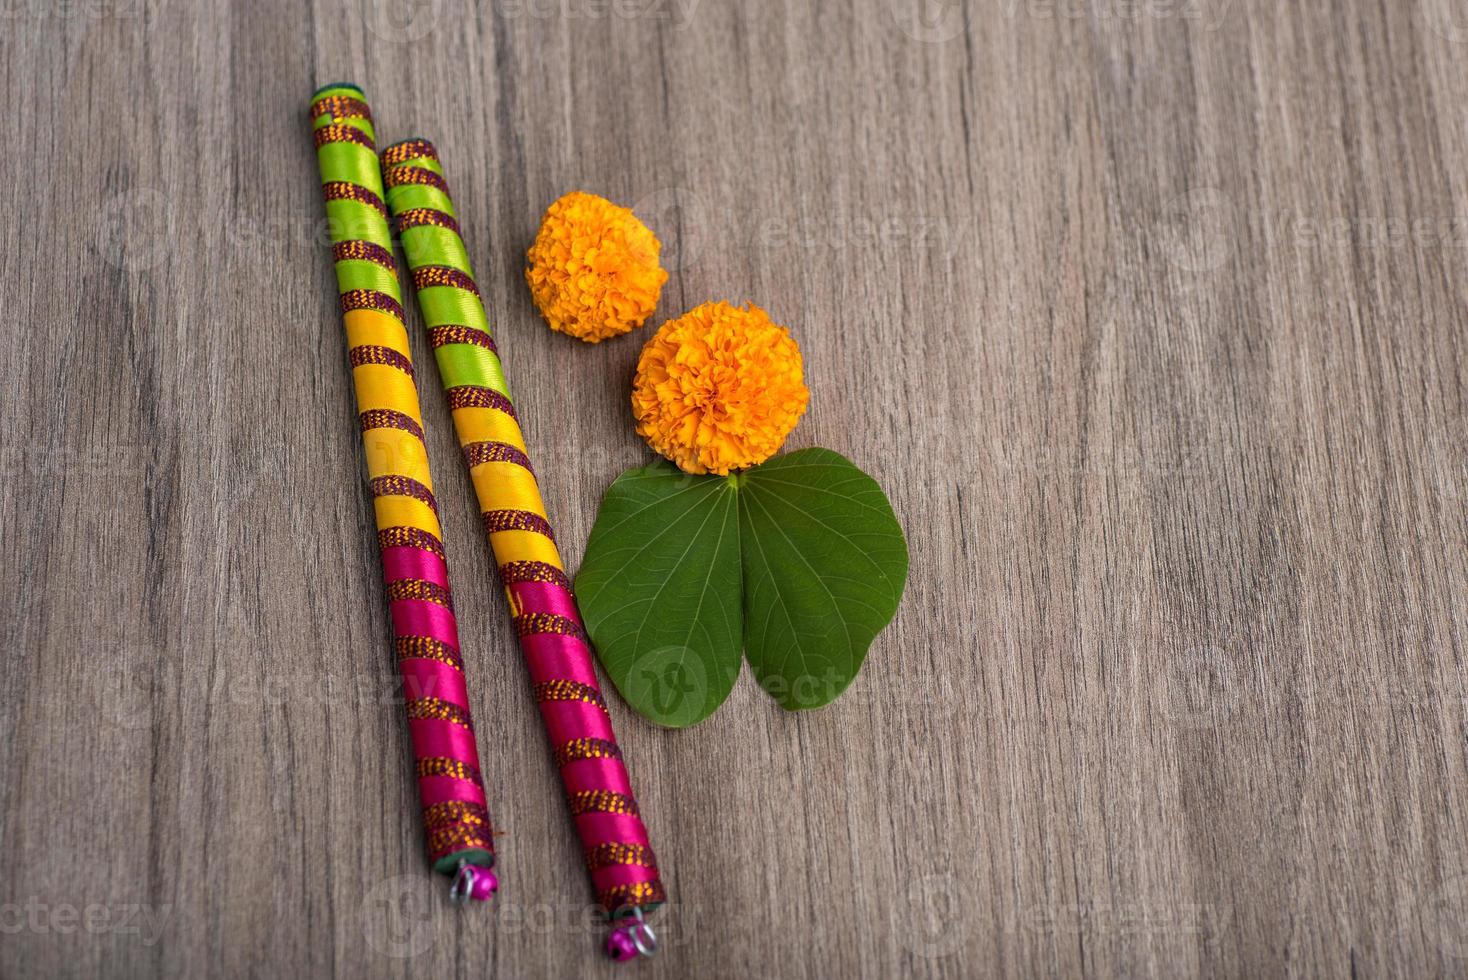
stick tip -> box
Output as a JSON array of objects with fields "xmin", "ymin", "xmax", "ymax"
[{"xmin": 311, "ymin": 81, "xmax": 366, "ymax": 100}]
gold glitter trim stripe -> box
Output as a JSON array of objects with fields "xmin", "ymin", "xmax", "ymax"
[
  {"xmin": 416, "ymin": 756, "xmax": 482, "ymax": 783},
  {"xmin": 586, "ymin": 842, "xmax": 657, "ymax": 872},
  {"xmin": 383, "ymin": 164, "xmax": 449, "ymax": 193},
  {"xmin": 567, "ymin": 790, "xmax": 639, "ymax": 817},
  {"xmin": 386, "ymin": 578, "xmax": 453, "ymax": 609},
  {"xmin": 394, "ymin": 207, "xmax": 462, "ymax": 237},
  {"xmin": 599, "ymin": 881, "xmax": 667, "ymax": 911},
  {"xmin": 369, "ymin": 474, "xmax": 438, "ymax": 513},
  {"xmin": 428, "ymin": 822, "xmax": 495, "ymax": 858},
  {"xmin": 378, "ymin": 526, "xmax": 445, "ymax": 559},
  {"xmin": 395, "ymin": 635, "xmax": 463, "ymax": 671},
  {"xmin": 405, "ymin": 697, "xmax": 472, "ymax": 728},
  {"xmin": 498, "ymin": 560, "xmax": 573, "ymax": 591},
  {"xmin": 430, "ymin": 325, "xmax": 497, "ymax": 353},
  {"xmin": 533, "ymin": 679, "xmax": 606, "ymax": 710},
  {"xmin": 310, "ymin": 94, "xmax": 373, "ymax": 124},
  {"xmin": 350, "ymin": 343, "xmax": 414, "ymax": 375},
  {"xmin": 314, "ymin": 123, "xmax": 374, "ymax": 150},
  {"xmin": 412, "ymin": 264, "xmax": 481, "ymax": 297},
  {"xmin": 322, "ymin": 180, "xmax": 388, "ymax": 216},
  {"xmin": 516, "ymin": 612, "xmax": 583, "ymax": 639},
  {"xmin": 554, "ymin": 737, "xmax": 623, "ymax": 767},
  {"xmin": 359, "ymin": 408, "xmax": 426, "ymax": 442},
  {"xmin": 333, "ymin": 239, "xmax": 396, "ymax": 269},
  {"xmin": 423, "ymin": 799, "xmax": 490, "ymax": 829},
  {"xmin": 381, "ymin": 138, "xmax": 439, "ymax": 166}
]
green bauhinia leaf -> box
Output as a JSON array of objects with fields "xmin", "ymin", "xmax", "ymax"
[
  {"xmin": 578, "ymin": 448, "xmax": 908, "ymax": 725},
  {"xmin": 737, "ymin": 448, "xmax": 909, "ymax": 710},
  {"xmin": 574, "ymin": 460, "xmax": 742, "ymax": 727}
]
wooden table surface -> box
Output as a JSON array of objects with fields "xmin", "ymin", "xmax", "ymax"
[{"xmin": 4, "ymin": 0, "xmax": 1467, "ymax": 976}]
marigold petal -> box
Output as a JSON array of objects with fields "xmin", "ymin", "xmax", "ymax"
[
  {"xmin": 524, "ymin": 192, "xmax": 668, "ymax": 343},
  {"xmin": 631, "ymin": 301, "xmax": 809, "ymax": 475}
]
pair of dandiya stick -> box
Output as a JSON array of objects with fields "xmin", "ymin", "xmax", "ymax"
[{"xmin": 308, "ymin": 82, "xmax": 662, "ymax": 962}]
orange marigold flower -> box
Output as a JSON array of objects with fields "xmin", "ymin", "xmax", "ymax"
[
  {"xmin": 524, "ymin": 191, "xmax": 668, "ymax": 343},
  {"xmin": 632, "ymin": 301, "xmax": 809, "ymax": 475}
]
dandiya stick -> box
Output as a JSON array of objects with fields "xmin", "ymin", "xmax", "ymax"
[
  {"xmin": 381, "ymin": 139, "xmax": 665, "ymax": 960},
  {"xmin": 308, "ymin": 85, "xmax": 497, "ymax": 902}
]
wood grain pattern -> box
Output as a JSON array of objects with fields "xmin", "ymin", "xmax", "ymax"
[{"xmin": 2, "ymin": 0, "xmax": 1466, "ymax": 976}]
